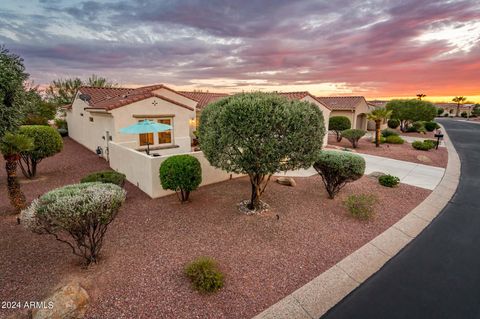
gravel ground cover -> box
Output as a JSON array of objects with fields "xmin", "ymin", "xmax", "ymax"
[
  {"xmin": 393, "ymin": 129, "xmax": 436, "ymax": 138},
  {"xmin": 328, "ymin": 135, "xmax": 448, "ymax": 168},
  {"xmin": 1, "ymin": 138, "xmax": 431, "ymax": 319}
]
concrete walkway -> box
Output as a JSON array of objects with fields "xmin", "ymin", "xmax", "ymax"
[
  {"xmin": 278, "ymin": 153, "xmax": 445, "ymax": 190},
  {"xmin": 321, "ymin": 119, "xmax": 479, "ymax": 319}
]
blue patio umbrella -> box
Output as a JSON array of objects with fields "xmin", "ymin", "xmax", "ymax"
[{"xmin": 119, "ymin": 120, "xmax": 172, "ymax": 154}]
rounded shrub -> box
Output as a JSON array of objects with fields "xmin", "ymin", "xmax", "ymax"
[
  {"xmin": 371, "ymin": 136, "xmax": 386, "ymax": 144},
  {"xmin": 185, "ymin": 257, "xmax": 224, "ymax": 293},
  {"xmin": 378, "ymin": 174, "xmax": 400, "ymax": 187},
  {"xmin": 18, "ymin": 125, "xmax": 63, "ymax": 178},
  {"xmin": 20, "ymin": 182, "xmax": 126, "ymax": 265},
  {"xmin": 461, "ymin": 111, "xmax": 468, "ymax": 118},
  {"xmin": 437, "ymin": 108, "xmax": 444, "ymax": 116},
  {"xmin": 81, "ymin": 170, "xmax": 126, "ymax": 187},
  {"xmin": 341, "ymin": 129, "xmax": 366, "ymax": 148},
  {"xmin": 329, "ymin": 116, "xmax": 351, "ymax": 142},
  {"xmin": 412, "ymin": 140, "xmax": 431, "ymax": 151},
  {"xmin": 160, "ymin": 154, "xmax": 202, "ymax": 202},
  {"xmin": 425, "ymin": 121, "xmax": 440, "ymax": 132},
  {"xmin": 423, "ymin": 139, "xmax": 437, "ymax": 149},
  {"xmin": 411, "ymin": 121, "xmax": 426, "ymax": 133},
  {"xmin": 313, "ymin": 150, "xmax": 365, "ymax": 199},
  {"xmin": 385, "ymin": 135, "xmax": 405, "ymax": 144},
  {"xmin": 381, "ymin": 129, "xmax": 399, "ymax": 137},
  {"xmin": 387, "ymin": 119, "xmax": 400, "ymax": 129},
  {"xmin": 344, "ymin": 194, "xmax": 377, "ymax": 220}
]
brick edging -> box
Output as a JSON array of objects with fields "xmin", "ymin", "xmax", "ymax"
[{"xmin": 252, "ymin": 123, "xmax": 460, "ymax": 319}]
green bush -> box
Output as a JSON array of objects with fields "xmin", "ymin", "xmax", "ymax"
[
  {"xmin": 443, "ymin": 113, "xmax": 450, "ymax": 117},
  {"xmin": 412, "ymin": 140, "xmax": 433, "ymax": 151},
  {"xmin": 378, "ymin": 174, "xmax": 400, "ymax": 187},
  {"xmin": 185, "ymin": 257, "xmax": 224, "ymax": 293},
  {"xmin": 81, "ymin": 170, "xmax": 126, "ymax": 187},
  {"xmin": 313, "ymin": 151, "xmax": 365, "ymax": 199},
  {"xmin": 329, "ymin": 116, "xmax": 351, "ymax": 142},
  {"xmin": 461, "ymin": 111, "xmax": 468, "ymax": 118},
  {"xmin": 20, "ymin": 183, "xmax": 126, "ymax": 266},
  {"xmin": 412, "ymin": 121, "xmax": 426, "ymax": 133},
  {"xmin": 385, "ymin": 135, "xmax": 404, "ymax": 144},
  {"xmin": 18, "ymin": 125, "xmax": 63, "ymax": 178},
  {"xmin": 423, "ymin": 139, "xmax": 437, "ymax": 149},
  {"xmin": 160, "ymin": 155, "xmax": 202, "ymax": 202},
  {"xmin": 341, "ymin": 129, "xmax": 366, "ymax": 148},
  {"xmin": 344, "ymin": 194, "xmax": 377, "ymax": 220},
  {"xmin": 437, "ymin": 108, "xmax": 444, "ymax": 116},
  {"xmin": 387, "ymin": 119, "xmax": 400, "ymax": 129},
  {"xmin": 371, "ymin": 136, "xmax": 386, "ymax": 144},
  {"xmin": 381, "ymin": 129, "xmax": 399, "ymax": 137},
  {"xmin": 425, "ymin": 121, "xmax": 440, "ymax": 132}
]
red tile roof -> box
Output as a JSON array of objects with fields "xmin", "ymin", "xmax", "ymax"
[
  {"xmin": 178, "ymin": 91, "xmax": 230, "ymax": 110},
  {"xmin": 316, "ymin": 96, "xmax": 367, "ymax": 111},
  {"xmin": 278, "ymin": 92, "xmax": 331, "ymax": 109},
  {"xmin": 73, "ymin": 84, "xmax": 196, "ymax": 111}
]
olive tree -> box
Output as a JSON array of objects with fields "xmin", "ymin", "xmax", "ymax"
[
  {"xmin": 20, "ymin": 183, "xmax": 126, "ymax": 266},
  {"xmin": 329, "ymin": 116, "xmax": 351, "ymax": 142},
  {"xmin": 386, "ymin": 99, "xmax": 436, "ymax": 132},
  {"xmin": 19, "ymin": 125, "xmax": 63, "ymax": 178},
  {"xmin": 198, "ymin": 92, "xmax": 325, "ymax": 210}
]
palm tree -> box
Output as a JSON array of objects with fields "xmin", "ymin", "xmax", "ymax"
[
  {"xmin": 367, "ymin": 108, "xmax": 392, "ymax": 147},
  {"xmin": 0, "ymin": 133, "xmax": 33, "ymax": 213},
  {"xmin": 452, "ymin": 96, "xmax": 467, "ymax": 117},
  {"xmin": 417, "ymin": 93, "xmax": 426, "ymax": 100}
]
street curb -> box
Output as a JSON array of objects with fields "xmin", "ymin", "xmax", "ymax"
[{"xmin": 252, "ymin": 124, "xmax": 460, "ymax": 319}]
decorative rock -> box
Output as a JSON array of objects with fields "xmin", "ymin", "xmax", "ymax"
[
  {"xmin": 276, "ymin": 177, "xmax": 297, "ymax": 187},
  {"xmin": 238, "ymin": 200, "xmax": 270, "ymax": 215},
  {"xmin": 368, "ymin": 171, "xmax": 385, "ymax": 178},
  {"xmin": 417, "ymin": 155, "xmax": 432, "ymax": 163},
  {"xmin": 32, "ymin": 282, "xmax": 89, "ymax": 319}
]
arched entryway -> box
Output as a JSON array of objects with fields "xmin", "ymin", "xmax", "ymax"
[{"xmin": 356, "ymin": 113, "xmax": 367, "ymax": 130}]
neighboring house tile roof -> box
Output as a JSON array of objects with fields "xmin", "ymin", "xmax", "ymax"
[
  {"xmin": 316, "ymin": 96, "xmax": 367, "ymax": 111},
  {"xmin": 178, "ymin": 91, "xmax": 229, "ymax": 110},
  {"xmin": 278, "ymin": 92, "xmax": 331, "ymax": 109},
  {"xmin": 71, "ymin": 84, "xmax": 195, "ymax": 111}
]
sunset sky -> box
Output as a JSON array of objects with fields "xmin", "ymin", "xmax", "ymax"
[{"xmin": 1, "ymin": 0, "xmax": 479, "ymax": 102}]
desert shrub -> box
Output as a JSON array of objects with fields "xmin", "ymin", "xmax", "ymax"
[
  {"xmin": 20, "ymin": 183, "xmax": 126, "ymax": 266},
  {"xmin": 387, "ymin": 118, "xmax": 400, "ymax": 129},
  {"xmin": 381, "ymin": 129, "xmax": 399, "ymax": 137},
  {"xmin": 160, "ymin": 155, "xmax": 202, "ymax": 202},
  {"xmin": 443, "ymin": 113, "xmax": 449, "ymax": 117},
  {"xmin": 423, "ymin": 139, "xmax": 437, "ymax": 149},
  {"xmin": 341, "ymin": 129, "xmax": 366, "ymax": 148},
  {"xmin": 437, "ymin": 108, "xmax": 444, "ymax": 116},
  {"xmin": 378, "ymin": 174, "xmax": 400, "ymax": 187},
  {"xmin": 81, "ymin": 170, "xmax": 126, "ymax": 187},
  {"xmin": 412, "ymin": 140, "xmax": 433, "ymax": 151},
  {"xmin": 24, "ymin": 115, "xmax": 49, "ymax": 125},
  {"xmin": 385, "ymin": 135, "xmax": 405, "ymax": 144},
  {"xmin": 185, "ymin": 257, "xmax": 224, "ymax": 293},
  {"xmin": 425, "ymin": 121, "xmax": 440, "ymax": 132},
  {"xmin": 412, "ymin": 121, "xmax": 426, "ymax": 133},
  {"xmin": 18, "ymin": 125, "xmax": 63, "ymax": 178},
  {"xmin": 344, "ymin": 194, "xmax": 377, "ymax": 220},
  {"xmin": 371, "ymin": 136, "xmax": 386, "ymax": 144},
  {"xmin": 461, "ymin": 111, "xmax": 468, "ymax": 118},
  {"xmin": 329, "ymin": 116, "xmax": 351, "ymax": 142},
  {"xmin": 313, "ymin": 151, "xmax": 365, "ymax": 199}
]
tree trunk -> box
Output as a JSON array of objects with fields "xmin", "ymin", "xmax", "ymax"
[
  {"xmin": 336, "ymin": 131, "xmax": 342, "ymax": 142},
  {"xmin": 4, "ymin": 155, "xmax": 27, "ymax": 213},
  {"xmin": 248, "ymin": 174, "xmax": 264, "ymax": 210},
  {"xmin": 19, "ymin": 155, "xmax": 37, "ymax": 179},
  {"xmin": 456, "ymin": 103, "xmax": 460, "ymax": 117},
  {"xmin": 375, "ymin": 120, "xmax": 381, "ymax": 147}
]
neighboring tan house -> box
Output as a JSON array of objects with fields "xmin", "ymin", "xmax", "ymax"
[
  {"xmin": 179, "ymin": 91, "xmax": 230, "ymax": 129},
  {"xmin": 435, "ymin": 103, "xmax": 475, "ymax": 116},
  {"xmin": 317, "ymin": 96, "xmax": 370, "ymax": 130},
  {"xmin": 65, "ymin": 84, "xmax": 198, "ymax": 158}
]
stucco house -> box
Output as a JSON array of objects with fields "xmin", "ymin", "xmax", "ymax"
[
  {"xmin": 65, "ymin": 84, "xmax": 200, "ymax": 159},
  {"xmin": 65, "ymin": 85, "xmax": 331, "ymax": 160},
  {"xmin": 317, "ymin": 96, "xmax": 371, "ymax": 130}
]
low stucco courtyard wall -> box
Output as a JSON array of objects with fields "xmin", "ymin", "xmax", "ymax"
[{"xmin": 109, "ymin": 141, "xmax": 241, "ymax": 198}]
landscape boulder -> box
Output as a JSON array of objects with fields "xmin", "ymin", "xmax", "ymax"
[
  {"xmin": 276, "ymin": 177, "xmax": 296, "ymax": 187},
  {"xmin": 32, "ymin": 282, "xmax": 89, "ymax": 319}
]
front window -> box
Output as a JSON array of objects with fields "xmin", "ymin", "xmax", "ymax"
[{"xmin": 157, "ymin": 118, "xmax": 172, "ymax": 144}]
